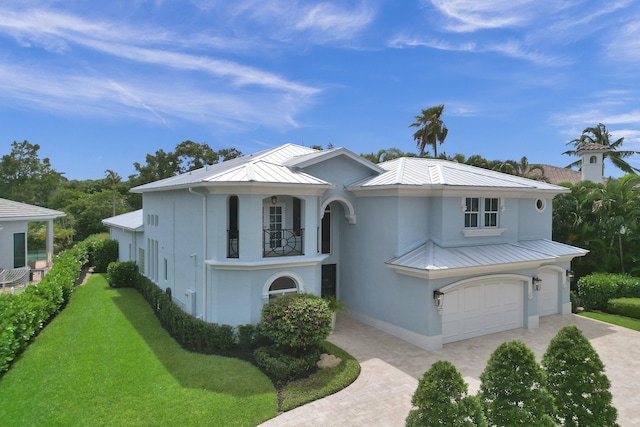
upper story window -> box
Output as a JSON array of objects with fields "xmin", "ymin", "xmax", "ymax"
[
  {"xmin": 462, "ymin": 197, "xmax": 505, "ymax": 237},
  {"xmin": 464, "ymin": 197, "xmax": 499, "ymax": 228}
]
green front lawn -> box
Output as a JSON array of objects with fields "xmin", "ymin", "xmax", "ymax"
[
  {"xmin": 579, "ymin": 311, "xmax": 640, "ymax": 332},
  {"xmin": 0, "ymin": 275, "xmax": 277, "ymax": 426}
]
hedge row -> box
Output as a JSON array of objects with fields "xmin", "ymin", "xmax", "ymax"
[
  {"xmin": 608, "ymin": 298, "xmax": 640, "ymax": 319},
  {"xmin": 577, "ymin": 273, "xmax": 640, "ymax": 310},
  {"xmin": 0, "ymin": 241, "xmax": 90, "ymax": 375}
]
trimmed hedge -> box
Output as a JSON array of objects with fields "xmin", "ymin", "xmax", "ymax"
[
  {"xmin": 106, "ymin": 261, "xmax": 138, "ymax": 288},
  {"xmin": 87, "ymin": 237, "xmax": 119, "ymax": 273},
  {"xmin": 0, "ymin": 240, "xmax": 89, "ymax": 375},
  {"xmin": 577, "ymin": 273, "xmax": 640, "ymax": 310},
  {"xmin": 254, "ymin": 345, "xmax": 320, "ymax": 384},
  {"xmin": 131, "ymin": 270, "xmax": 236, "ymax": 353},
  {"xmin": 608, "ymin": 298, "xmax": 640, "ymax": 320}
]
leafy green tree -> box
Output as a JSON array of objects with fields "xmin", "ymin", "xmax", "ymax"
[
  {"xmin": 406, "ymin": 360, "xmax": 487, "ymax": 427},
  {"xmin": 542, "ymin": 326, "xmax": 619, "ymax": 426},
  {"xmin": 409, "ymin": 104, "xmax": 448, "ymax": 157},
  {"xmin": 0, "ymin": 140, "xmax": 64, "ymax": 206},
  {"xmin": 479, "ymin": 340, "xmax": 555, "ymax": 426},
  {"xmin": 564, "ymin": 123, "xmax": 639, "ymax": 175},
  {"xmin": 361, "ymin": 148, "xmax": 414, "ymax": 164}
]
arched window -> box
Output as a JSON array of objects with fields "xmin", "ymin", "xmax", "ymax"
[
  {"xmin": 268, "ymin": 276, "xmax": 298, "ymax": 300},
  {"xmin": 590, "ymin": 155, "xmax": 597, "ymax": 164},
  {"xmin": 321, "ymin": 205, "xmax": 331, "ymax": 254}
]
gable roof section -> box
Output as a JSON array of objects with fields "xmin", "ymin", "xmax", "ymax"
[
  {"xmin": 387, "ymin": 239, "xmax": 588, "ymax": 279},
  {"xmin": 347, "ymin": 157, "xmax": 568, "ymax": 194},
  {"xmin": 0, "ymin": 198, "xmax": 66, "ymax": 221},
  {"xmin": 102, "ymin": 209, "xmax": 144, "ymax": 231},
  {"xmin": 284, "ymin": 147, "xmax": 384, "ymax": 174},
  {"xmin": 131, "ymin": 144, "xmax": 335, "ymax": 193}
]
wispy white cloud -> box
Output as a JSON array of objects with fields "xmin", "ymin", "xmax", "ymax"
[
  {"xmin": 0, "ymin": 6, "xmax": 320, "ymax": 129},
  {"xmin": 426, "ymin": 0, "xmax": 542, "ymax": 32}
]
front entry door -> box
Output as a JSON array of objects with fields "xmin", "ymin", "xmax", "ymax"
[{"xmin": 321, "ymin": 264, "xmax": 337, "ymax": 298}]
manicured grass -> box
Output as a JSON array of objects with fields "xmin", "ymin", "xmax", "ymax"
[
  {"xmin": 0, "ymin": 275, "xmax": 277, "ymax": 426},
  {"xmin": 279, "ymin": 341, "xmax": 360, "ymax": 412},
  {"xmin": 579, "ymin": 311, "xmax": 640, "ymax": 332}
]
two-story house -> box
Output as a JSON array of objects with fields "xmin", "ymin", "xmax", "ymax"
[{"xmin": 103, "ymin": 143, "xmax": 587, "ymax": 351}]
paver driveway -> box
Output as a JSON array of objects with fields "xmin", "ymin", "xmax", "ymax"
[{"xmin": 259, "ymin": 314, "xmax": 640, "ymax": 427}]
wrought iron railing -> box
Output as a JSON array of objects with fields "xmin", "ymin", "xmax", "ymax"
[
  {"xmin": 227, "ymin": 230, "xmax": 239, "ymax": 258},
  {"xmin": 263, "ymin": 228, "xmax": 304, "ymax": 257}
]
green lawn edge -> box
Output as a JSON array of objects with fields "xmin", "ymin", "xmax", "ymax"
[
  {"xmin": 278, "ymin": 340, "xmax": 361, "ymax": 412},
  {"xmin": 578, "ymin": 311, "xmax": 640, "ymax": 332}
]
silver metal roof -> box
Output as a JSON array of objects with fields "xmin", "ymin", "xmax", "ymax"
[
  {"xmin": 350, "ymin": 157, "xmax": 568, "ymax": 191},
  {"xmin": 102, "ymin": 209, "xmax": 144, "ymax": 231},
  {"xmin": 387, "ymin": 239, "xmax": 587, "ymax": 272},
  {"xmin": 131, "ymin": 143, "xmax": 333, "ymax": 192},
  {"xmin": 0, "ymin": 198, "xmax": 66, "ymax": 221}
]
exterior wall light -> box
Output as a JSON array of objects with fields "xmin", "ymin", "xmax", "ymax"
[
  {"xmin": 271, "ymin": 196, "xmax": 278, "ymax": 205},
  {"xmin": 433, "ymin": 289, "xmax": 444, "ymax": 314},
  {"xmin": 532, "ymin": 276, "xmax": 542, "ymax": 291},
  {"xmin": 566, "ymin": 270, "xmax": 575, "ymax": 280}
]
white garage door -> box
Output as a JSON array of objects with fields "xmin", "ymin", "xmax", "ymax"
[
  {"xmin": 442, "ymin": 280, "xmax": 524, "ymax": 344},
  {"xmin": 538, "ymin": 271, "xmax": 559, "ymax": 316}
]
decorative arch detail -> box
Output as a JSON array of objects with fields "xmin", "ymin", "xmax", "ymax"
[
  {"xmin": 262, "ymin": 271, "xmax": 306, "ymax": 303},
  {"xmin": 321, "ymin": 196, "xmax": 356, "ymax": 224}
]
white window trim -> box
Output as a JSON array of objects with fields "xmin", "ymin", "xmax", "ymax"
[
  {"xmin": 261, "ymin": 271, "xmax": 306, "ymax": 304},
  {"xmin": 461, "ymin": 196, "xmax": 506, "ymax": 237}
]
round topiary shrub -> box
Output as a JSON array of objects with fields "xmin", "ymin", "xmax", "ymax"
[{"xmin": 260, "ymin": 293, "xmax": 332, "ymax": 353}]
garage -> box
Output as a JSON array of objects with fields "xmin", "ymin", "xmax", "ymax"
[
  {"xmin": 538, "ymin": 270, "xmax": 560, "ymax": 316},
  {"xmin": 441, "ymin": 279, "xmax": 524, "ymax": 344}
]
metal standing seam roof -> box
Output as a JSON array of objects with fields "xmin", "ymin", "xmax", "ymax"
[
  {"xmin": 387, "ymin": 239, "xmax": 588, "ymax": 272},
  {"xmin": 349, "ymin": 157, "xmax": 568, "ymax": 191},
  {"xmin": 131, "ymin": 143, "xmax": 333, "ymax": 192},
  {"xmin": 101, "ymin": 209, "xmax": 144, "ymax": 231},
  {"xmin": 0, "ymin": 198, "xmax": 66, "ymax": 221}
]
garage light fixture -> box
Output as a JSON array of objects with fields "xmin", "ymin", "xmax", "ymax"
[
  {"xmin": 566, "ymin": 270, "xmax": 574, "ymax": 280},
  {"xmin": 532, "ymin": 276, "xmax": 542, "ymax": 291},
  {"xmin": 433, "ymin": 289, "xmax": 444, "ymax": 312},
  {"xmin": 271, "ymin": 196, "xmax": 278, "ymax": 205}
]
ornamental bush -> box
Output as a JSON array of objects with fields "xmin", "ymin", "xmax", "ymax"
[
  {"xmin": 253, "ymin": 345, "xmax": 320, "ymax": 384},
  {"xmin": 106, "ymin": 261, "xmax": 138, "ymax": 288},
  {"xmin": 406, "ymin": 360, "xmax": 487, "ymax": 427},
  {"xmin": 542, "ymin": 326, "xmax": 619, "ymax": 426},
  {"xmin": 479, "ymin": 340, "xmax": 555, "ymax": 427},
  {"xmin": 90, "ymin": 238, "xmax": 119, "ymax": 273},
  {"xmin": 260, "ymin": 293, "xmax": 332, "ymax": 353}
]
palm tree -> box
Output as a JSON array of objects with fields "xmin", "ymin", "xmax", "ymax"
[
  {"xmin": 563, "ymin": 123, "xmax": 639, "ymax": 175},
  {"xmin": 104, "ymin": 169, "xmax": 121, "ymax": 216},
  {"xmin": 409, "ymin": 104, "xmax": 448, "ymax": 157},
  {"xmin": 498, "ymin": 157, "xmax": 548, "ymax": 182}
]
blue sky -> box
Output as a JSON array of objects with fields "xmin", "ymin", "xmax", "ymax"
[{"xmin": 1, "ymin": 0, "xmax": 639, "ymax": 181}]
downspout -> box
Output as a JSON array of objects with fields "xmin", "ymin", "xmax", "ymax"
[{"xmin": 189, "ymin": 187, "xmax": 207, "ymax": 321}]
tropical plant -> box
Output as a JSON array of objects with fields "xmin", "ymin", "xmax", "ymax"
[
  {"xmin": 496, "ymin": 156, "xmax": 548, "ymax": 181},
  {"xmin": 409, "ymin": 104, "xmax": 448, "ymax": 157},
  {"xmin": 563, "ymin": 123, "xmax": 639, "ymax": 175},
  {"xmin": 406, "ymin": 360, "xmax": 487, "ymax": 427},
  {"xmin": 104, "ymin": 169, "xmax": 121, "ymax": 216},
  {"xmin": 479, "ymin": 340, "xmax": 555, "ymax": 426},
  {"xmin": 542, "ymin": 326, "xmax": 619, "ymax": 426}
]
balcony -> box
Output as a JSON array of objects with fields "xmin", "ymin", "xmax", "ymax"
[{"xmin": 263, "ymin": 228, "xmax": 304, "ymax": 257}]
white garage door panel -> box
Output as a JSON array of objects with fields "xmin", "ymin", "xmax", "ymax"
[
  {"xmin": 539, "ymin": 271, "xmax": 559, "ymax": 316},
  {"xmin": 442, "ymin": 280, "xmax": 524, "ymax": 344}
]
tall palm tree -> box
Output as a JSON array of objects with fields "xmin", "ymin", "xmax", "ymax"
[
  {"xmin": 104, "ymin": 169, "xmax": 121, "ymax": 216},
  {"xmin": 409, "ymin": 104, "xmax": 448, "ymax": 157},
  {"xmin": 563, "ymin": 123, "xmax": 639, "ymax": 175}
]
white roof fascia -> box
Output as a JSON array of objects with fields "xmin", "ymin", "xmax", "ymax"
[
  {"xmin": 206, "ymin": 254, "xmax": 327, "ymax": 270},
  {"xmin": 347, "ymin": 185, "xmax": 567, "ymax": 198},
  {"xmin": 386, "ymin": 259, "xmax": 550, "ymax": 280},
  {"xmin": 205, "ymin": 182, "xmax": 334, "ymax": 196}
]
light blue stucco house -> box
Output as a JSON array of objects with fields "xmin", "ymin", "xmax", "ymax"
[{"xmin": 103, "ymin": 143, "xmax": 587, "ymax": 351}]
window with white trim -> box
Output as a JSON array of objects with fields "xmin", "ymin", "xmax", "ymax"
[{"xmin": 464, "ymin": 197, "xmax": 499, "ymax": 228}]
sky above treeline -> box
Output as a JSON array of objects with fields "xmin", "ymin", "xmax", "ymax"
[{"xmin": 1, "ymin": 0, "xmax": 639, "ymax": 181}]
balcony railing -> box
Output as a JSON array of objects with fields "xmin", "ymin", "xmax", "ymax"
[
  {"xmin": 227, "ymin": 230, "xmax": 239, "ymax": 258},
  {"xmin": 263, "ymin": 228, "xmax": 304, "ymax": 257}
]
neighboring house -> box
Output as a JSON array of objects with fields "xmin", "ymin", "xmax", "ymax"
[
  {"xmin": 0, "ymin": 198, "xmax": 66, "ymax": 288},
  {"xmin": 103, "ymin": 144, "xmax": 587, "ymax": 351},
  {"xmin": 534, "ymin": 145, "xmax": 608, "ymax": 185}
]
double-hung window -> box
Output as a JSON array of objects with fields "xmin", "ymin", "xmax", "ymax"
[{"xmin": 464, "ymin": 197, "xmax": 499, "ymax": 228}]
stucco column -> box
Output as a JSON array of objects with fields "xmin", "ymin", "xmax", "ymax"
[{"xmin": 46, "ymin": 219, "xmax": 54, "ymax": 266}]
